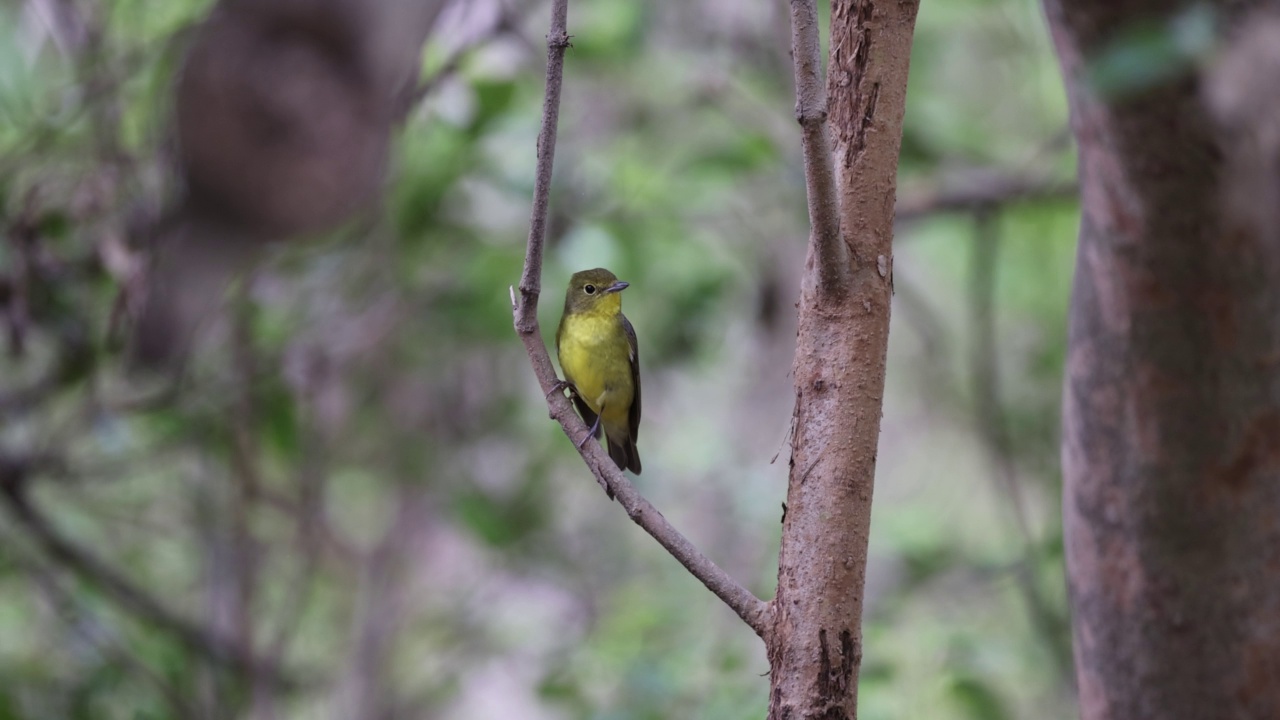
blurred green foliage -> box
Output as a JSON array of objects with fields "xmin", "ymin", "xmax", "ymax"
[{"xmin": 0, "ymin": 0, "xmax": 1079, "ymax": 717}]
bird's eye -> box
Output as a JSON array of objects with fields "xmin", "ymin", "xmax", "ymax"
[{"xmin": 584, "ymin": 284, "xmax": 596, "ymax": 295}]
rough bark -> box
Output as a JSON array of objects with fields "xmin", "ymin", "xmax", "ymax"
[
  {"xmin": 768, "ymin": 1, "xmax": 920, "ymax": 718},
  {"xmin": 1046, "ymin": 1, "xmax": 1280, "ymax": 717}
]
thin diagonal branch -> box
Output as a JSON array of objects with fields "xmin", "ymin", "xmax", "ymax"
[
  {"xmin": 790, "ymin": 0, "xmax": 844, "ymax": 295},
  {"xmin": 510, "ymin": 0, "xmax": 770, "ymax": 640}
]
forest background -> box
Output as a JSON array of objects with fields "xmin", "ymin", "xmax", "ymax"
[{"xmin": 0, "ymin": 0, "xmax": 1082, "ymax": 717}]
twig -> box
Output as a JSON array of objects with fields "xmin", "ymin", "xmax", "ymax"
[
  {"xmin": 510, "ymin": 0, "xmax": 771, "ymax": 639},
  {"xmin": 896, "ymin": 170, "xmax": 1076, "ymax": 222},
  {"xmin": 789, "ymin": 0, "xmax": 844, "ymax": 295},
  {"xmin": 513, "ymin": 0, "xmax": 570, "ymax": 331},
  {"xmin": 0, "ymin": 458, "xmax": 300, "ymax": 690}
]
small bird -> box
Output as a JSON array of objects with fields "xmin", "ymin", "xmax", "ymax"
[{"xmin": 555, "ymin": 268, "xmax": 642, "ymax": 474}]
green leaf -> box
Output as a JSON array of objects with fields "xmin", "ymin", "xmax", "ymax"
[
  {"xmin": 948, "ymin": 675, "xmax": 1011, "ymax": 720},
  {"xmin": 469, "ymin": 79, "xmax": 518, "ymax": 136},
  {"xmin": 0, "ymin": 687, "xmax": 20, "ymax": 720},
  {"xmin": 261, "ymin": 382, "xmax": 299, "ymax": 458},
  {"xmin": 451, "ymin": 486, "xmax": 544, "ymax": 548}
]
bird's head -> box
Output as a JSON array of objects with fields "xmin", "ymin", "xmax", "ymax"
[{"xmin": 563, "ymin": 267, "xmax": 629, "ymax": 316}]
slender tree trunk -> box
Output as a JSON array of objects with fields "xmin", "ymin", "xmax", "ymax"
[
  {"xmin": 768, "ymin": 2, "xmax": 920, "ymax": 718},
  {"xmin": 1046, "ymin": 1, "xmax": 1280, "ymax": 717}
]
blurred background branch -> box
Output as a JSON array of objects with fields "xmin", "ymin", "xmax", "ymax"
[
  {"xmin": 966, "ymin": 206, "xmax": 1073, "ymax": 679},
  {"xmin": 0, "ymin": 452, "xmax": 298, "ymax": 689},
  {"xmin": 896, "ymin": 168, "xmax": 1076, "ymax": 222}
]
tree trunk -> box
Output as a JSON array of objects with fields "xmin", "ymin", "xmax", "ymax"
[
  {"xmin": 768, "ymin": 2, "xmax": 920, "ymax": 718},
  {"xmin": 1046, "ymin": 1, "xmax": 1280, "ymax": 717}
]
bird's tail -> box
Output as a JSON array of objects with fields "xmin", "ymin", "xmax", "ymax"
[{"xmin": 607, "ymin": 434, "xmax": 641, "ymax": 475}]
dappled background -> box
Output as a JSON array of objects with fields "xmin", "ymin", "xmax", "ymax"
[{"xmin": 0, "ymin": 0, "xmax": 1078, "ymax": 717}]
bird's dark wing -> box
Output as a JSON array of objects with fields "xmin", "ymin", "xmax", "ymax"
[
  {"xmin": 622, "ymin": 313, "xmax": 640, "ymax": 442},
  {"xmin": 571, "ymin": 393, "xmax": 601, "ymax": 439}
]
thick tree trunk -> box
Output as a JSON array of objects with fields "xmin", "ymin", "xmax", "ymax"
[
  {"xmin": 1046, "ymin": 1, "xmax": 1280, "ymax": 717},
  {"xmin": 768, "ymin": 2, "xmax": 920, "ymax": 718}
]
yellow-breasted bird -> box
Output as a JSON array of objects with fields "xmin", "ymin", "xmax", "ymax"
[{"xmin": 555, "ymin": 268, "xmax": 642, "ymax": 474}]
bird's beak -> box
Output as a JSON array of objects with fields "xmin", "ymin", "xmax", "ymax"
[{"xmin": 604, "ymin": 281, "xmax": 630, "ymax": 294}]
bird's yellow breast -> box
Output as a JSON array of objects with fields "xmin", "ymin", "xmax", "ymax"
[{"xmin": 557, "ymin": 311, "xmax": 633, "ymax": 424}]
